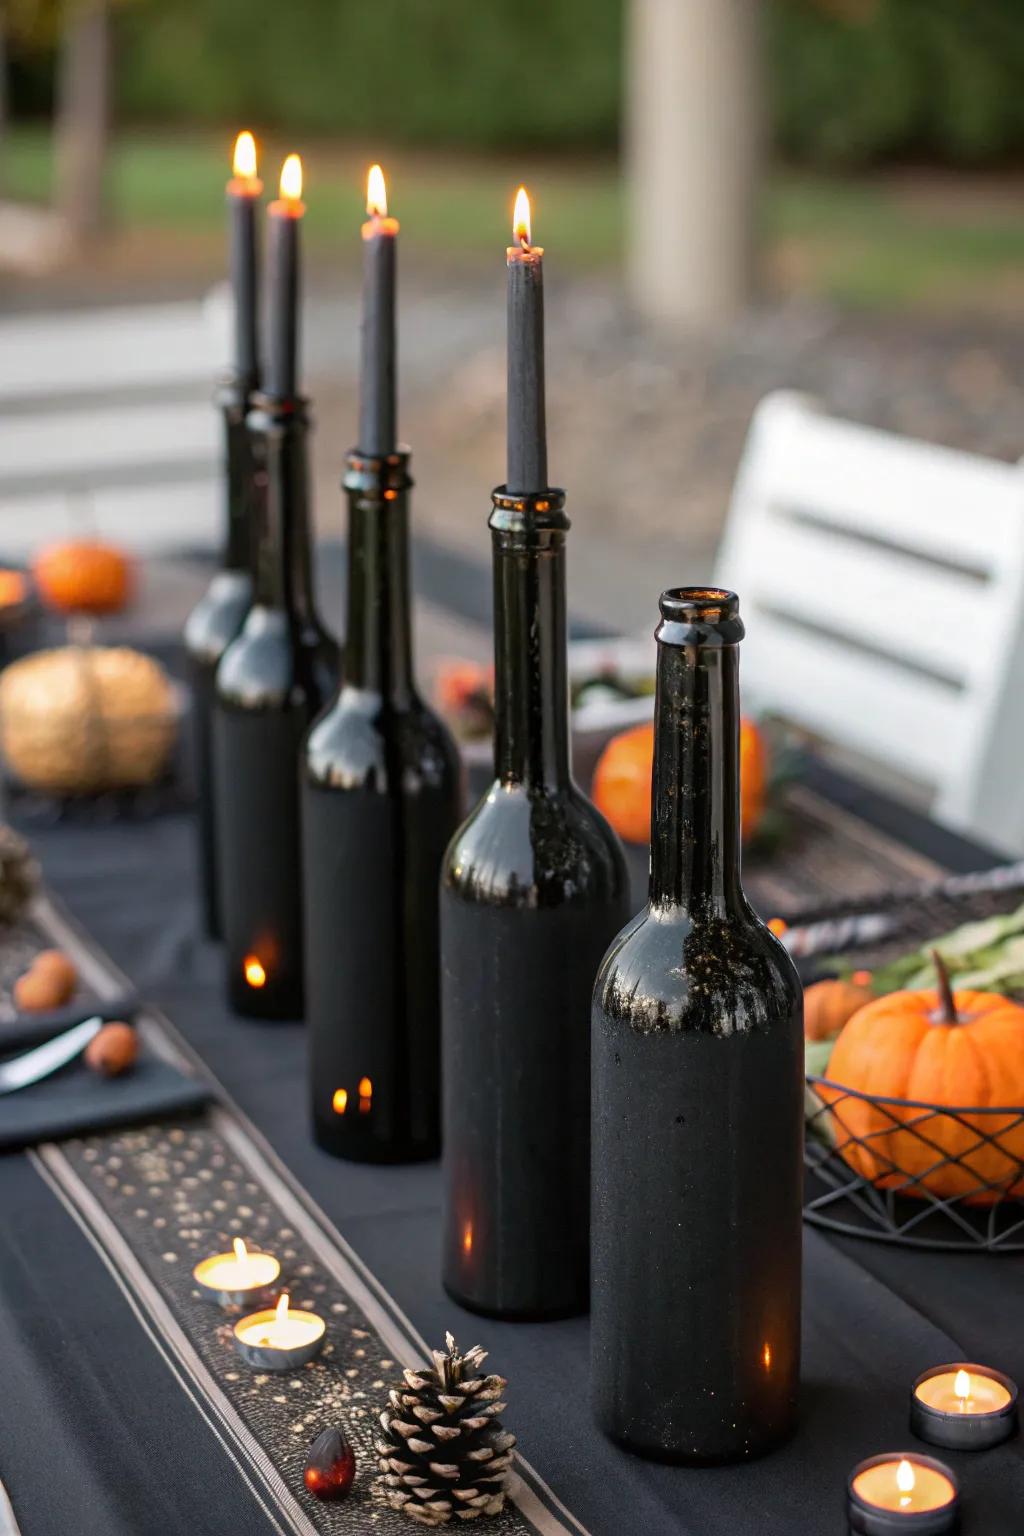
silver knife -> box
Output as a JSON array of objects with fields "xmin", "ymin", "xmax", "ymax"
[{"xmin": 0, "ymin": 1016, "xmax": 103, "ymax": 1095}]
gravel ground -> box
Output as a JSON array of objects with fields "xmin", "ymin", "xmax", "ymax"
[{"xmin": 303, "ymin": 274, "xmax": 1024, "ymax": 639}]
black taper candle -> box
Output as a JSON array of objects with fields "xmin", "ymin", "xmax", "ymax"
[
  {"xmin": 440, "ymin": 489, "xmax": 629, "ymax": 1318},
  {"xmin": 506, "ymin": 187, "xmax": 547, "ymax": 495},
  {"xmin": 591, "ymin": 589, "xmax": 803, "ymax": 1463},
  {"xmin": 227, "ymin": 130, "xmax": 261, "ymax": 387},
  {"xmin": 266, "ymin": 154, "xmax": 303, "ymax": 401},
  {"xmin": 358, "ymin": 165, "xmax": 398, "ymax": 456},
  {"xmin": 213, "ymin": 394, "xmax": 338, "ymax": 1020},
  {"xmin": 184, "ymin": 131, "xmax": 262, "ymax": 939},
  {"xmin": 303, "ymin": 450, "xmax": 462, "ymax": 1162}
]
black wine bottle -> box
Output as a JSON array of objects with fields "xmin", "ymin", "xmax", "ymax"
[
  {"xmin": 184, "ymin": 379, "xmax": 255, "ymax": 940},
  {"xmin": 303, "ymin": 450, "xmax": 462, "ymax": 1161},
  {"xmin": 591, "ymin": 588, "xmax": 803, "ymax": 1464},
  {"xmin": 441, "ymin": 489, "xmax": 630, "ymax": 1320},
  {"xmin": 213, "ymin": 396, "xmax": 337, "ymax": 1019}
]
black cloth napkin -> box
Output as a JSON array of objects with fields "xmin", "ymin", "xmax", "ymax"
[
  {"xmin": 0, "ymin": 994, "xmax": 140, "ymax": 1052},
  {"xmin": 0, "ymin": 1029, "xmax": 211, "ymax": 1150}
]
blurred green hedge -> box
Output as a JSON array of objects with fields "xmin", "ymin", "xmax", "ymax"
[{"xmin": 29, "ymin": 0, "xmax": 1024, "ymax": 166}]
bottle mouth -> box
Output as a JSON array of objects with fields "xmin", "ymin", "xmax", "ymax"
[{"xmin": 656, "ymin": 588, "xmax": 744, "ymax": 647}]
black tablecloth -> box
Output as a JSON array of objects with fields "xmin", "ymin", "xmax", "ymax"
[{"xmin": 1, "ymin": 810, "xmax": 1022, "ymax": 1536}]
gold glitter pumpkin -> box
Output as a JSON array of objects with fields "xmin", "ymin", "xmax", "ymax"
[{"xmin": 0, "ymin": 645, "xmax": 177, "ymax": 794}]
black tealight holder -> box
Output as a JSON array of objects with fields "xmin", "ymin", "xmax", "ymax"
[
  {"xmin": 910, "ymin": 1363, "xmax": 1019, "ymax": 1452},
  {"xmin": 847, "ymin": 1453, "xmax": 959, "ymax": 1535}
]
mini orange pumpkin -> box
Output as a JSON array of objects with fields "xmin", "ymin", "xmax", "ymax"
[
  {"xmin": 592, "ymin": 716, "xmax": 768, "ymax": 846},
  {"xmin": 823, "ymin": 954, "xmax": 1024, "ymax": 1203},
  {"xmin": 804, "ymin": 977, "xmax": 875, "ymax": 1043},
  {"xmin": 33, "ymin": 539, "xmax": 133, "ymax": 615}
]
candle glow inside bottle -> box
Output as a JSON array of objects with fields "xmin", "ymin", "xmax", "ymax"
[
  {"xmin": 440, "ymin": 192, "xmax": 629, "ymax": 1319},
  {"xmin": 591, "ymin": 588, "xmax": 803, "ymax": 1462},
  {"xmin": 214, "ymin": 154, "xmax": 338, "ymax": 1019},
  {"xmin": 303, "ymin": 166, "xmax": 462, "ymax": 1160},
  {"xmin": 184, "ymin": 129, "xmax": 262, "ymax": 939}
]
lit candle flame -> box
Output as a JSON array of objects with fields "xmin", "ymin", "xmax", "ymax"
[
  {"xmin": 762, "ymin": 1342, "xmax": 772, "ymax": 1370},
  {"xmin": 244, "ymin": 955, "xmax": 266, "ymax": 988},
  {"xmin": 275, "ymin": 1292, "xmax": 290, "ymax": 1327},
  {"xmin": 332, "ymin": 1087, "xmax": 348, "ymax": 1115},
  {"xmin": 358, "ymin": 1076, "xmax": 372, "ymax": 1098},
  {"xmin": 896, "ymin": 1460, "xmax": 916, "ymax": 1498},
  {"xmin": 463, "ymin": 1221, "xmax": 473, "ymax": 1255},
  {"xmin": 955, "ymin": 1369, "xmax": 972, "ymax": 1408},
  {"xmin": 233, "ymin": 130, "xmax": 258, "ymax": 181},
  {"xmin": 367, "ymin": 164, "xmax": 387, "ymax": 218},
  {"xmin": 513, "ymin": 186, "xmax": 531, "ymax": 248},
  {"xmin": 233, "ymin": 1237, "xmax": 249, "ymax": 1265},
  {"xmin": 279, "ymin": 153, "xmax": 303, "ymax": 204}
]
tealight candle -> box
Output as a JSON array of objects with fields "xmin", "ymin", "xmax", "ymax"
[
  {"xmin": 911, "ymin": 1362, "xmax": 1018, "ymax": 1451},
  {"xmin": 234, "ymin": 1291, "xmax": 325, "ymax": 1372},
  {"xmin": 193, "ymin": 1238, "xmax": 281, "ymax": 1308},
  {"xmin": 848, "ymin": 1454, "xmax": 959, "ymax": 1535}
]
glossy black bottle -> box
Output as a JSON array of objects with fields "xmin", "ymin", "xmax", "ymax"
[
  {"xmin": 213, "ymin": 396, "xmax": 337, "ymax": 1019},
  {"xmin": 591, "ymin": 588, "xmax": 803, "ymax": 1464},
  {"xmin": 441, "ymin": 488, "xmax": 630, "ymax": 1320},
  {"xmin": 303, "ymin": 450, "xmax": 462, "ymax": 1161},
  {"xmin": 184, "ymin": 378, "xmax": 255, "ymax": 940}
]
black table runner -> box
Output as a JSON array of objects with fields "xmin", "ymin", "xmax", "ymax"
[{"xmin": 0, "ymin": 810, "xmax": 1022, "ymax": 1535}]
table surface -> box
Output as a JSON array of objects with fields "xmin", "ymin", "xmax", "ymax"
[{"xmin": 0, "ymin": 769, "xmax": 1022, "ymax": 1535}]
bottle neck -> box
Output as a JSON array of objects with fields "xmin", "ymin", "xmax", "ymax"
[
  {"xmin": 490, "ymin": 489, "xmax": 571, "ymax": 790},
  {"xmin": 342, "ymin": 451, "xmax": 414, "ymax": 703},
  {"xmin": 650, "ymin": 638, "xmax": 743, "ymax": 916},
  {"xmin": 249, "ymin": 397, "xmax": 317, "ymax": 621},
  {"xmin": 219, "ymin": 380, "xmax": 254, "ymax": 574}
]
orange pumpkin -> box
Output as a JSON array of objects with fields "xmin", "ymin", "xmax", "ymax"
[
  {"xmin": 592, "ymin": 716, "xmax": 768, "ymax": 846},
  {"xmin": 804, "ymin": 977, "xmax": 875, "ymax": 1043},
  {"xmin": 0, "ymin": 570, "xmax": 27, "ymax": 608},
  {"xmin": 823, "ymin": 956, "xmax": 1024, "ymax": 1203},
  {"xmin": 33, "ymin": 540, "xmax": 133, "ymax": 616}
]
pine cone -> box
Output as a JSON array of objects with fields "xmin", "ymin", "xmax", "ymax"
[
  {"xmin": 376, "ymin": 1333, "xmax": 516, "ymax": 1526},
  {"xmin": 0, "ymin": 824, "xmax": 38, "ymax": 924}
]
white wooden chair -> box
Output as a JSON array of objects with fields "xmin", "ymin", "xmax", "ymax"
[
  {"xmin": 713, "ymin": 390, "xmax": 1024, "ymax": 854},
  {"xmin": 0, "ymin": 295, "xmax": 227, "ymax": 560}
]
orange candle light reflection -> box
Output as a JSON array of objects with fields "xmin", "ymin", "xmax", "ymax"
[{"xmin": 244, "ymin": 955, "xmax": 266, "ymax": 989}]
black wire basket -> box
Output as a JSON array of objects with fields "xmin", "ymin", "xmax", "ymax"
[
  {"xmin": 793, "ymin": 863, "xmax": 1024, "ymax": 1253},
  {"xmin": 804, "ymin": 1078, "xmax": 1024, "ymax": 1252}
]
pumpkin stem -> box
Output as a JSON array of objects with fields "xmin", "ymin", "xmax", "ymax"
[{"xmin": 931, "ymin": 949, "xmax": 959, "ymax": 1025}]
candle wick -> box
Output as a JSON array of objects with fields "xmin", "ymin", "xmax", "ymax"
[{"xmin": 519, "ymin": 233, "xmax": 530, "ymax": 252}]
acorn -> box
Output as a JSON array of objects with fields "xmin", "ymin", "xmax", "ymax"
[
  {"xmin": 84, "ymin": 1021, "xmax": 138, "ymax": 1077},
  {"xmin": 14, "ymin": 966, "xmax": 69, "ymax": 1013},
  {"xmin": 303, "ymin": 1426, "xmax": 355, "ymax": 1501},
  {"xmin": 31, "ymin": 949, "xmax": 78, "ymax": 1004}
]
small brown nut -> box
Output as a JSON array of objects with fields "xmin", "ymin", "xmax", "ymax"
[
  {"xmin": 31, "ymin": 949, "xmax": 78, "ymax": 1004},
  {"xmin": 84, "ymin": 1022, "xmax": 138, "ymax": 1078},
  {"xmin": 14, "ymin": 966, "xmax": 68, "ymax": 1013}
]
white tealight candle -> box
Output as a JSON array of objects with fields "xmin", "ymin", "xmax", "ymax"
[
  {"xmin": 193, "ymin": 1238, "xmax": 281, "ymax": 1305},
  {"xmin": 910, "ymin": 1361, "xmax": 1018, "ymax": 1451},
  {"xmin": 233, "ymin": 1292, "xmax": 326, "ymax": 1372}
]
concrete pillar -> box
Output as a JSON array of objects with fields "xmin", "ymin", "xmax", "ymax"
[{"xmin": 626, "ymin": 0, "xmax": 764, "ymax": 326}]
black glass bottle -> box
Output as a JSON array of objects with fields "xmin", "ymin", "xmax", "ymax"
[
  {"xmin": 441, "ymin": 488, "xmax": 630, "ymax": 1320},
  {"xmin": 591, "ymin": 588, "xmax": 803, "ymax": 1464},
  {"xmin": 184, "ymin": 378, "xmax": 255, "ymax": 940},
  {"xmin": 213, "ymin": 396, "xmax": 337, "ymax": 1019},
  {"xmin": 303, "ymin": 449, "xmax": 462, "ymax": 1161}
]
